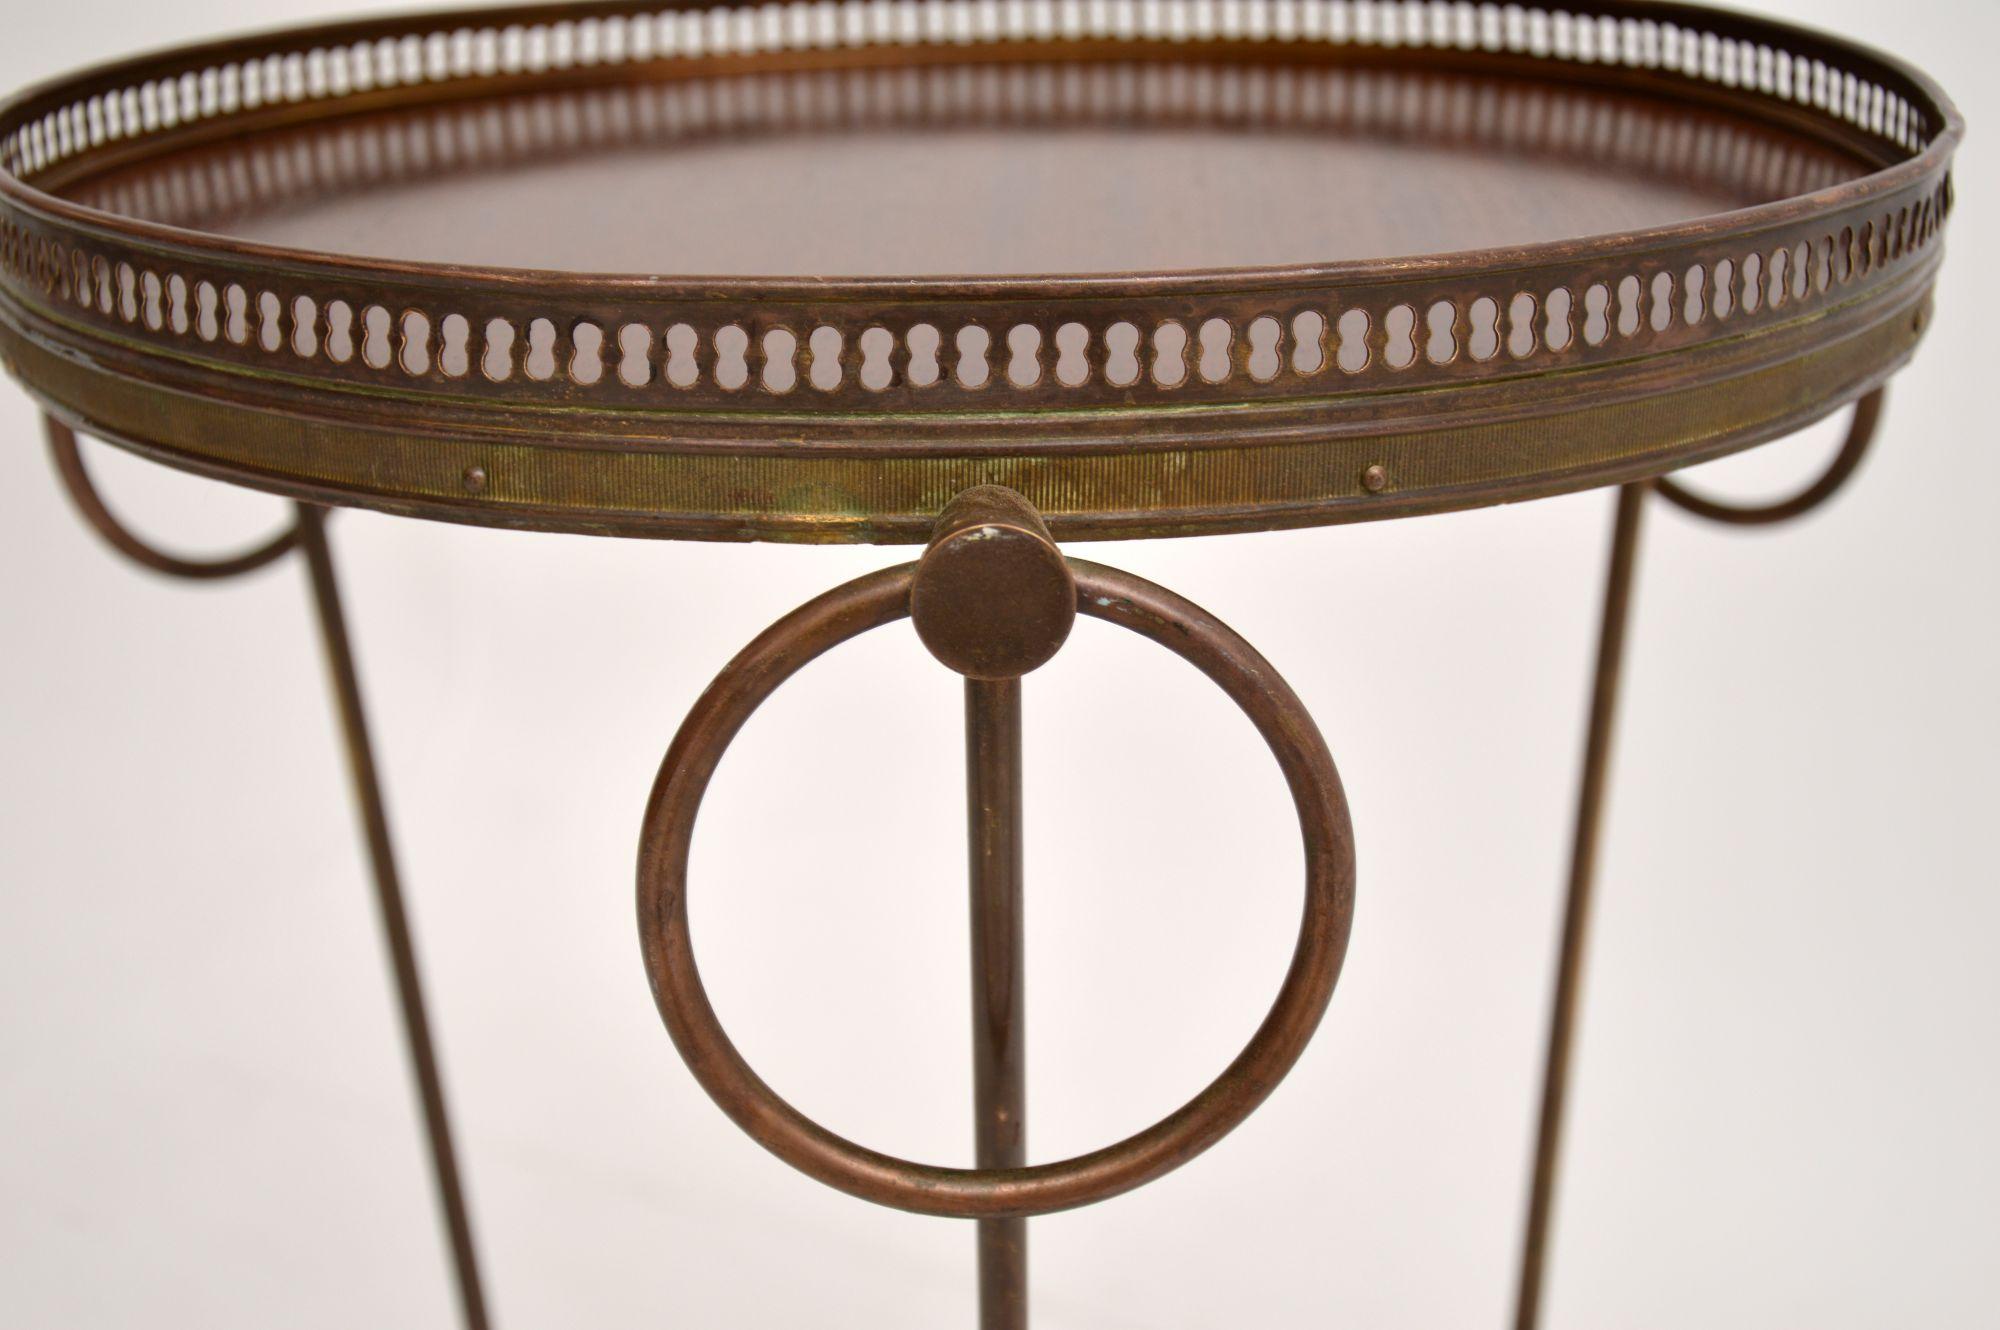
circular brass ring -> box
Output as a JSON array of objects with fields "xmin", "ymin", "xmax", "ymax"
[
  {"xmin": 44, "ymin": 413, "xmax": 299, "ymax": 580},
  {"xmin": 636, "ymin": 559, "xmax": 1356, "ymax": 1220},
  {"xmin": 1653, "ymin": 388, "xmax": 1885, "ymax": 527}
]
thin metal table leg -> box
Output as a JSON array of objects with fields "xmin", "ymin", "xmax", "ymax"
[
  {"xmin": 296, "ymin": 504, "xmax": 493, "ymax": 1330},
  {"xmin": 1512, "ymin": 482, "xmax": 1647, "ymax": 1330},
  {"xmin": 966, "ymin": 675, "xmax": 1028, "ymax": 1330}
]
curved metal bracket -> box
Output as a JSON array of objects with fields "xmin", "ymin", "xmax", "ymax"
[
  {"xmin": 44, "ymin": 413, "xmax": 301, "ymax": 579},
  {"xmin": 1516, "ymin": 392, "xmax": 1886, "ymax": 1327},
  {"xmin": 1653, "ymin": 387, "xmax": 1884, "ymax": 527},
  {"xmin": 39, "ymin": 414, "xmax": 489, "ymax": 1328}
]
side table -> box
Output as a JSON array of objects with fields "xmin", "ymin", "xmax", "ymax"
[{"xmin": 0, "ymin": 2, "xmax": 1961, "ymax": 1325}]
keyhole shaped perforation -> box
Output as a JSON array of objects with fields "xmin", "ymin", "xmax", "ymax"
[{"xmin": 637, "ymin": 517, "xmax": 1356, "ymax": 1221}]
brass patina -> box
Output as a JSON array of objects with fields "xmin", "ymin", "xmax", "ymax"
[{"xmin": 0, "ymin": 5, "xmax": 1963, "ymax": 1330}]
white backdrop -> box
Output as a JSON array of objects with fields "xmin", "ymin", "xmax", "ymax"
[{"xmin": 1, "ymin": 2, "xmax": 1994, "ymax": 1327}]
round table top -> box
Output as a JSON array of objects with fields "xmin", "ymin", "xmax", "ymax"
[
  {"xmin": 70, "ymin": 64, "xmax": 1859, "ymax": 277},
  {"xmin": 0, "ymin": 1, "xmax": 1962, "ymax": 543}
]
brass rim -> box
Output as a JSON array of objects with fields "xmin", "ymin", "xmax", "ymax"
[{"xmin": 0, "ymin": 1, "xmax": 1961, "ymax": 540}]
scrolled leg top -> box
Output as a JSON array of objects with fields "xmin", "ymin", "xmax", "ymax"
[
  {"xmin": 44, "ymin": 413, "xmax": 301, "ymax": 580},
  {"xmin": 1654, "ymin": 388, "xmax": 1884, "ymax": 527}
]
